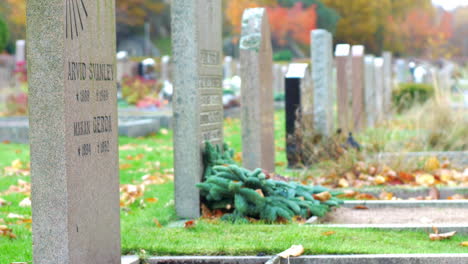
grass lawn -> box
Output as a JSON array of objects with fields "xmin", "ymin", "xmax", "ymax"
[{"xmin": 0, "ymin": 112, "xmax": 467, "ymax": 263}]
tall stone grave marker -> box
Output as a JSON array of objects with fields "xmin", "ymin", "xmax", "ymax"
[
  {"xmin": 364, "ymin": 55, "xmax": 376, "ymax": 127},
  {"xmin": 240, "ymin": 8, "xmax": 275, "ymax": 172},
  {"xmin": 27, "ymin": 0, "xmax": 120, "ymax": 263},
  {"xmin": 311, "ymin": 29, "xmax": 333, "ymax": 137},
  {"xmin": 335, "ymin": 44, "xmax": 352, "ymax": 133},
  {"xmin": 383, "ymin": 51, "xmax": 393, "ymax": 116},
  {"xmin": 351, "ymin": 45, "xmax": 365, "ymax": 131},
  {"xmin": 374, "ymin": 57, "xmax": 385, "ymax": 122},
  {"xmin": 172, "ymin": 0, "xmax": 223, "ymax": 218}
]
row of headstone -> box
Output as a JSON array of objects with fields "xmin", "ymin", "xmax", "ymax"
[{"xmin": 25, "ymin": 2, "xmax": 399, "ymax": 262}]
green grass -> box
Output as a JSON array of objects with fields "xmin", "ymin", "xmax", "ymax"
[{"xmin": 1, "ymin": 112, "xmax": 467, "ymax": 263}]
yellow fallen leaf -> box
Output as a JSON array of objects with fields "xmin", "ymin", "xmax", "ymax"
[
  {"xmin": 416, "ymin": 174, "xmax": 436, "ymax": 186},
  {"xmin": 460, "ymin": 241, "xmax": 468, "ymax": 247},
  {"xmin": 11, "ymin": 159, "xmax": 23, "ymax": 169},
  {"xmin": 429, "ymin": 231, "xmax": 456, "ymax": 241},
  {"xmin": 278, "ymin": 245, "xmax": 304, "ymax": 258},
  {"xmin": 119, "ymin": 164, "xmax": 132, "ymax": 170},
  {"xmin": 313, "ymin": 191, "xmax": 332, "ymax": 202},
  {"xmin": 425, "ymin": 157, "xmax": 440, "ymax": 171},
  {"xmin": 338, "ymin": 179, "xmax": 349, "ymax": 188},
  {"xmin": 160, "ymin": 128, "xmax": 169, "ymax": 135},
  {"xmin": 374, "ymin": 175, "xmax": 386, "ymax": 185}
]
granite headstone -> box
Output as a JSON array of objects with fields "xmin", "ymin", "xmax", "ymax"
[
  {"xmin": 311, "ymin": 29, "xmax": 333, "ymax": 137},
  {"xmin": 27, "ymin": 0, "xmax": 121, "ymax": 263},
  {"xmin": 335, "ymin": 44, "xmax": 352, "ymax": 133},
  {"xmin": 172, "ymin": 0, "xmax": 223, "ymax": 219},
  {"xmin": 240, "ymin": 8, "xmax": 275, "ymax": 172}
]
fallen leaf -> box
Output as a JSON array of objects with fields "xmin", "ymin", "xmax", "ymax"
[
  {"xmin": 353, "ymin": 205, "xmax": 369, "ymax": 210},
  {"xmin": 278, "ymin": 245, "xmax": 304, "ymax": 258},
  {"xmin": 321, "ymin": 231, "xmax": 336, "ymax": 236},
  {"xmin": 184, "ymin": 220, "xmax": 196, "ymax": 229},
  {"xmin": 119, "ymin": 164, "xmax": 132, "ymax": 170},
  {"xmin": 416, "ymin": 174, "xmax": 436, "ymax": 186},
  {"xmin": 7, "ymin": 213, "xmax": 25, "ymax": 219},
  {"xmin": 374, "ymin": 175, "xmax": 386, "ymax": 185},
  {"xmin": 379, "ymin": 191, "xmax": 394, "ymax": 200},
  {"xmin": 255, "ymin": 189, "xmax": 265, "ymax": 197},
  {"xmin": 313, "ymin": 191, "xmax": 332, "ymax": 202},
  {"xmin": 429, "ymin": 231, "xmax": 456, "ymax": 241},
  {"xmin": 19, "ymin": 197, "xmax": 31, "ymax": 207},
  {"xmin": 160, "ymin": 128, "xmax": 169, "ymax": 135},
  {"xmin": 2, "ymin": 140, "xmax": 10, "ymax": 144},
  {"xmin": 355, "ymin": 193, "xmax": 377, "ymax": 200},
  {"xmin": 0, "ymin": 198, "xmax": 10, "ymax": 207},
  {"xmin": 425, "ymin": 157, "xmax": 440, "ymax": 171},
  {"xmin": 460, "ymin": 241, "xmax": 468, "ymax": 247},
  {"xmin": 153, "ymin": 218, "xmax": 162, "ymax": 228},
  {"xmin": 145, "ymin": 197, "xmax": 159, "ymax": 203},
  {"xmin": 338, "ymin": 179, "xmax": 349, "ymax": 188}
]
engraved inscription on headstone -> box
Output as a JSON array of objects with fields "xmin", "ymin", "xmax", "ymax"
[
  {"xmin": 28, "ymin": 1, "xmax": 120, "ymax": 263},
  {"xmin": 172, "ymin": 0, "xmax": 223, "ymax": 219}
]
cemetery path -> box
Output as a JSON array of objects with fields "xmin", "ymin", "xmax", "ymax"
[{"xmin": 323, "ymin": 207, "xmax": 468, "ymax": 225}]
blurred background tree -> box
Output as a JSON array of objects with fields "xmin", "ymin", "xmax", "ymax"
[{"xmin": 0, "ymin": 15, "xmax": 9, "ymax": 53}]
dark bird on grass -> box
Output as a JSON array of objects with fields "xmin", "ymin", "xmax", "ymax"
[{"xmin": 346, "ymin": 132, "xmax": 361, "ymax": 151}]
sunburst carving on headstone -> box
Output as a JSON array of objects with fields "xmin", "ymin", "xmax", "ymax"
[{"xmin": 66, "ymin": 0, "xmax": 88, "ymax": 39}]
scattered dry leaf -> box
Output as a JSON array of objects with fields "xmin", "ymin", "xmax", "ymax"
[
  {"xmin": 425, "ymin": 157, "xmax": 440, "ymax": 171},
  {"xmin": 184, "ymin": 220, "xmax": 196, "ymax": 229},
  {"xmin": 321, "ymin": 231, "xmax": 336, "ymax": 236},
  {"xmin": 145, "ymin": 197, "xmax": 159, "ymax": 203},
  {"xmin": 313, "ymin": 191, "xmax": 332, "ymax": 202},
  {"xmin": 353, "ymin": 205, "xmax": 369, "ymax": 210},
  {"xmin": 460, "ymin": 241, "xmax": 468, "ymax": 247},
  {"xmin": 278, "ymin": 245, "xmax": 304, "ymax": 258},
  {"xmin": 119, "ymin": 164, "xmax": 132, "ymax": 170},
  {"xmin": 429, "ymin": 231, "xmax": 456, "ymax": 241},
  {"xmin": 19, "ymin": 197, "xmax": 31, "ymax": 207},
  {"xmin": 153, "ymin": 218, "xmax": 162, "ymax": 228},
  {"xmin": 255, "ymin": 189, "xmax": 265, "ymax": 197}
]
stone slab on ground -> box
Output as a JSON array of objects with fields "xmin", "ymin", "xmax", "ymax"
[
  {"xmin": 122, "ymin": 255, "xmax": 139, "ymax": 264},
  {"xmin": 145, "ymin": 254, "xmax": 468, "ymax": 264},
  {"xmin": 322, "ymin": 207, "xmax": 468, "ymax": 225},
  {"xmin": 339, "ymin": 186, "xmax": 468, "ymax": 200},
  {"xmin": 311, "ymin": 224, "xmax": 468, "ymax": 235},
  {"xmin": 118, "ymin": 118, "xmax": 160, "ymax": 138},
  {"xmin": 343, "ymin": 200, "xmax": 468, "ymax": 209}
]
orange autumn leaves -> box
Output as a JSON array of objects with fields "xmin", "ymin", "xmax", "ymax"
[
  {"xmin": 312, "ymin": 157, "xmax": 468, "ymax": 190},
  {"xmin": 226, "ymin": 1, "xmax": 317, "ymax": 45}
]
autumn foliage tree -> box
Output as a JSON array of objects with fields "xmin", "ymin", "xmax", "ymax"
[{"xmin": 268, "ymin": 3, "xmax": 317, "ymax": 46}]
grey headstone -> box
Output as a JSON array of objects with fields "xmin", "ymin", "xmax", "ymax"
[
  {"xmin": 27, "ymin": 0, "xmax": 121, "ymax": 263},
  {"xmin": 240, "ymin": 8, "xmax": 275, "ymax": 172},
  {"xmin": 374, "ymin": 58, "xmax": 384, "ymax": 122},
  {"xmin": 311, "ymin": 29, "xmax": 333, "ymax": 137},
  {"xmin": 172, "ymin": 0, "xmax": 223, "ymax": 219},
  {"xmin": 335, "ymin": 44, "xmax": 352, "ymax": 133},
  {"xmin": 351, "ymin": 45, "xmax": 365, "ymax": 131},
  {"xmin": 383, "ymin": 51, "xmax": 393, "ymax": 117},
  {"xmin": 364, "ymin": 55, "xmax": 376, "ymax": 127}
]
